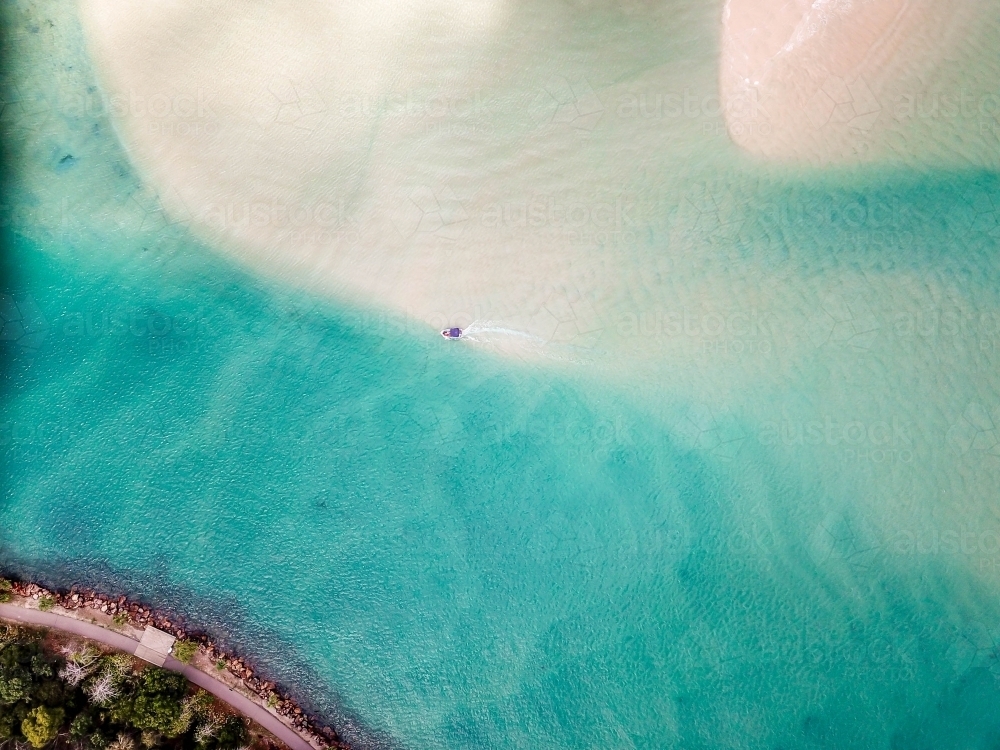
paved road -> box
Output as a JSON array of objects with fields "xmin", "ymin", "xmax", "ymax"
[{"xmin": 0, "ymin": 604, "xmax": 313, "ymax": 750}]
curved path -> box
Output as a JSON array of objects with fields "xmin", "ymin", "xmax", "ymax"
[{"xmin": 0, "ymin": 603, "xmax": 314, "ymax": 750}]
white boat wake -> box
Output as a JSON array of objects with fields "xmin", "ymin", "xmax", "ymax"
[
  {"xmin": 461, "ymin": 321, "xmax": 545, "ymax": 343},
  {"xmin": 452, "ymin": 320, "xmax": 599, "ymax": 366}
]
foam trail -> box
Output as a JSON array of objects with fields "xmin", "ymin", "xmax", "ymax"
[
  {"xmin": 456, "ymin": 320, "xmax": 601, "ymax": 367},
  {"xmin": 463, "ymin": 321, "xmax": 544, "ymax": 342},
  {"xmin": 457, "ymin": 320, "xmax": 546, "ymax": 360}
]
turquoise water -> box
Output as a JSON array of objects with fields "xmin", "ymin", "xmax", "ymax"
[
  {"xmin": 4, "ymin": 0, "xmax": 1000, "ymax": 748},
  {"xmin": 11, "ymin": 225, "xmax": 1000, "ymax": 749}
]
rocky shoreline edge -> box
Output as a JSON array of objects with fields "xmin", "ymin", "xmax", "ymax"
[{"xmin": 3, "ymin": 577, "xmax": 346, "ymax": 750}]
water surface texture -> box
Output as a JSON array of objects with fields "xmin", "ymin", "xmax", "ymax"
[{"xmin": 3, "ymin": 1, "xmax": 1000, "ymax": 748}]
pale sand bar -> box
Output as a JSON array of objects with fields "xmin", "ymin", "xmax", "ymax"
[
  {"xmin": 720, "ymin": 0, "xmax": 1000, "ymax": 164},
  {"xmin": 75, "ymin": 0, "xmax": 750, "ymax": 364},
  {"xmin": 76, "ymin": 0, "xmax": 1000, "ymax": 367}
]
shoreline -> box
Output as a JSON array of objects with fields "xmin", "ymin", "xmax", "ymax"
[{"xmin": 2, "ymin": 577, "xmax": 345, "ymax": 750}]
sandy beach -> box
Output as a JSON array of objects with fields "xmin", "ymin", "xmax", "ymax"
[{"xmin": 720, "ymin": 0, "xmax": 1000, "ymax": 164}]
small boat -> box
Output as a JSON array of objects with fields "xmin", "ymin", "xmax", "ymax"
[{"xmin": 441, "ymin": 327, "xmax": 464, "ymax": 339}]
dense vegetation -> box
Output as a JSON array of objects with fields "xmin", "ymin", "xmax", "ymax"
[{"xmin": 0, "ymin": 625, "xmax": 250, "ymax": 749}]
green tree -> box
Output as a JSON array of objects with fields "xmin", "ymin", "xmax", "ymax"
[
  {"xmin": 0, "ymin": 639, "xmax": 38, "ymax": 705},
  {"xmin": 69, "ymin": 711, "xmax": 93, "ymax": 739},
  {"xmin": 21, "ymin": 705, "xmax": 64, "ymax": 748},
  {"xmin": 119, "ymin": 668, "xmax": 188, "ymax": 736},
  {"xmin": 197, "ymin": 715, "xmax": 247, "ymax": 750},
  {"xmin": 172, "ymin": 640, "xmax": 198, "ymax": 664},
  {"xmin": 34, "ymin": 678, "xmax": 67, "ymax": 705},
  {"xmin": 31, "ymin": 654, "xmax": 54, "ymax": 678},
  {"xmin": 0, "ymin": 713, "xmax": 14, "ymax": 739},
  {"xmin": 0, "ymin": 671, "xmax": 30, "ymax": 703}
]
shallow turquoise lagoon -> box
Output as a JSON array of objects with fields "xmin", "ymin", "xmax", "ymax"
[
  {"xmin": 5, "ymin": 214, "xmax": 1000, "ymax": 748},
  {"xmin": 4, "ymin": 0, "xmax": 1000, "ymax": 748}
]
